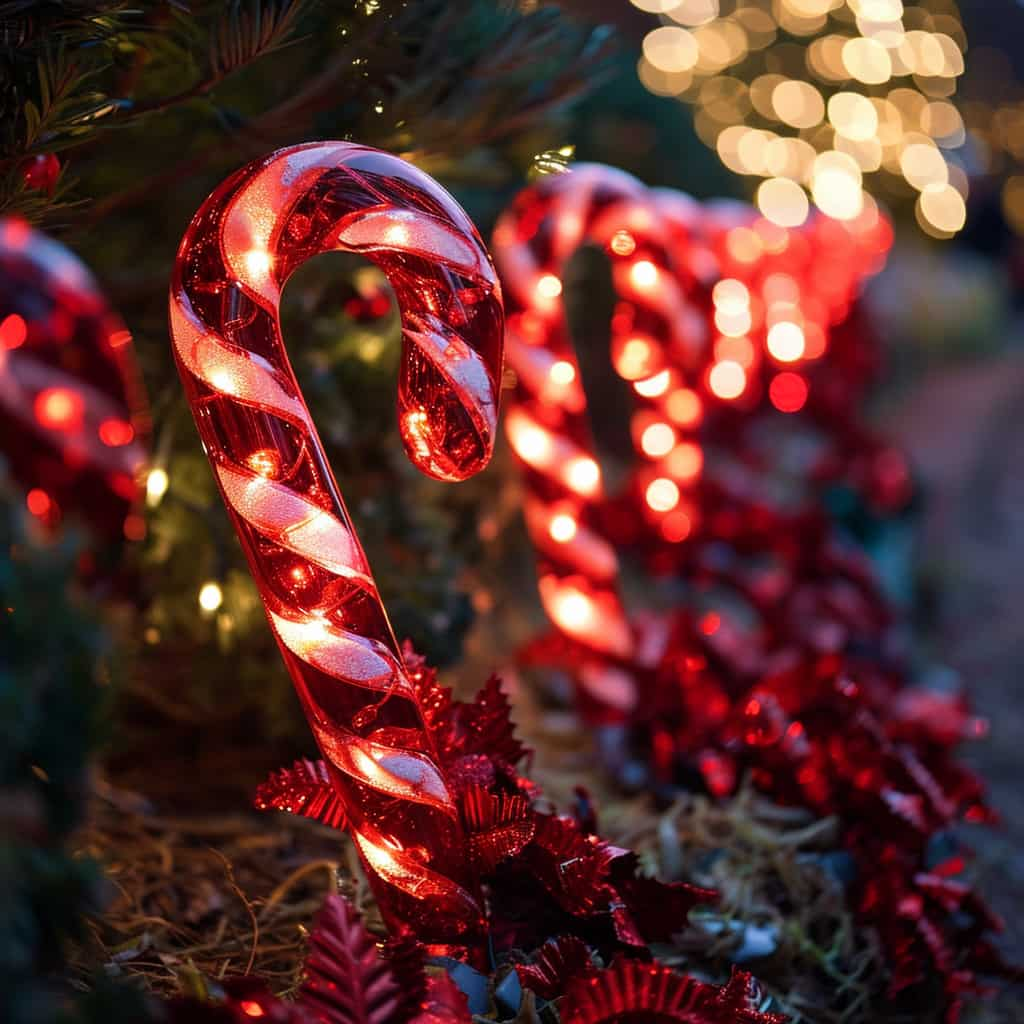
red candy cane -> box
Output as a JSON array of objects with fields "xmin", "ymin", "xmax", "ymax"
[
  {"xmin": 494, "ymin": 165, "xmax": 707, "ymax": 715},
  {"xmin": 0, "ymin": 218, "xmax": 148, "ymax": 536},
  {"xmin": 170, "ymin": 142, "xmax": 503, "ymax": 957}
]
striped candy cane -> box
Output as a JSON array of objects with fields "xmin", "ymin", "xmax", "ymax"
[
  {"xmin": 494, "ymin": 165, "xmax": 709, "ymax": 716},
  {"xmin": 0, "ymin": 218, "xmax": 147, "ymax": 536},
  {"xmin": 170, "ymin": 142, "xmax": 503, "ymax": 957}
]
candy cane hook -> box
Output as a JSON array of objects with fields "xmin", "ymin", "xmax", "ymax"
[{"xmin": 170, "ymin": 142, "xmax": 503, "ymax": 956}]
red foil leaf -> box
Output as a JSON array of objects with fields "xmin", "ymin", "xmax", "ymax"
[
  {"xmin": 450, "ymin": 675, "xmax": 528, "ymax": 770},
  {"xmin": 298, "ymin": 894, "xmax": 404, "ymax": 1024},
  {"xmin": 409, "ymin": 973, "xmax": 471, "ymax": 1024},
  {"xmin": 254, "ymin": 759, "xmax": 347, "ymax": 831},
  {"xmin": 515, "ymin": 935, "xmax": 594, "ymax": 999},
  {"xmin": 611, "ymin": 869, "xmax": 718, "ymax": 944},
  {"xmin": 561, "ymin": 959, "xmax": 787, "ymax": 1024},
  {"xmin": 462, "ymin": 786, "xmax": 536, "ymax": 874},
  {"xmin": 518, "ymin": 814, "xmax": 619, "ymax": 916}
]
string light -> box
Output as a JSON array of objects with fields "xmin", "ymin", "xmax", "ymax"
[
  {"xmin": 634, "ymin": 0, "xmax": 971, "ymax": 236},
  {"xmin": 146, "ymin": 468, "xmax": 169, "ymax": 506},
  {"xmin": 198, "ymin": 581, "xmax": 224, "ymax": 614}
]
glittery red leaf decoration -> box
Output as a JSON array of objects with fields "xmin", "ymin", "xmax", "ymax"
[
  {"xmin": 518, "ymin": 814, "xmax": 619, "ymax": 916},
  {"xmin": 408, "ymin": 974, "xmax": 471, "ymax": 1024},
  {"xmin": 561, "ymin": 959, "xmax": 787, "ymax": 1024},
  {"xmin": 462, "ymin": 785, "xmax": 536, "ymax": 873},
  {"xmin": 254, "ymin": 759, "xmax": 347, "ymax": 831},
  {"xmin": 610, "ymin": 868, "xmax": 718, "ymax": 944},
  {"xmin": 298, "ymin": 894, "xmax": 405, "ymax": 1024},
  {"xmin": 450, "ymin": 675, "xmax": 528, "ymax": 770},
  {"xmin": 515, "ymin": 935, "xmax": 593, "ymax": 1000}
]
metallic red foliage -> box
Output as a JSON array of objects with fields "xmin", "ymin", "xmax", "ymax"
[
  {"xmin": 254, "ymin": 759, "xmax": 347, "ymax": 830},
  {"xmin": 560, "ymin": 960, "xmax": 786, "ymax": 1024}
]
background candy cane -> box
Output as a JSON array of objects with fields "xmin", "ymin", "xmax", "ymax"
[
  {"xmin": 496, "ymin": 168, "xmax": 900, "ymax": 728},
  {"xmin": 0, "ymin": 218, "xmax": 148, "ymax": 537},
  {"xmin": 170, "ymin": 142, "xmax": 503, "ymax": 956},
  {"xmin": 494, "ymin": 164, "xmax": 709, "ymax": 717}
]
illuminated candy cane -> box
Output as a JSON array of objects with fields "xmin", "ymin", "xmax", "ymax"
[
  {"xmin": 0, "ymin": 218, "xmax": 148, "ymax": 537},
  {"xmin": 170, "ymin": 142, "xmax": 503, "ymax": 956},
  {"xmin": 696, "ymin": 199, "xmax": 901, "ymax": 506},
  {"xmin": 494, "ymin": 166, "xmax": 709, "ymax": 715}
]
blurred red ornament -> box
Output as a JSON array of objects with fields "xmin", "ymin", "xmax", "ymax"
[
  {"xmin": 172, "ymin": 142, "xmax": 504, "ymax": 961},
  {"xmin": 0, "ymin": 217, "xmax": 148, "ymax": 535},
  {"xmin": 21, "ymin": 153, "xmax": 61, "ymax": 196}
]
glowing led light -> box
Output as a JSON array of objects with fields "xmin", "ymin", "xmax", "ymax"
[
  {"xmin": 772, "ymin": 79, "xmax": 825, "ymax": 129},
  {"xmin": 630, "ymin": 260, "xmax": 659, "ymax": 289},
  {"xmin": 828, "ymin": 92, "xmax": 879, "ymax": 141},
  {"xmin": 811, "ymin": 150, "xmax": 864, "ymax": 220},
  {"xmin": 667, "ymin": 388, "xmax": 702, "ymax": 426},
  {"xmin": 714, "ymin": 334, "xmax": 755, "ymax": 367},
  {"xmin": 146, "ymin": 468, "xmax": 170, "ymax": 506},
  {"xmin": 634, "ymin": 370, "xmax": 671, "ymax": 397},
  {"xmin": 26, "ymin": 488, "xmax": 51, "ymax": 517},
  {"xmin": 900, "ymin": 143, "xmax": 948, "ymax": 191},
  {"xmin": 565, "ymin": 456, "xmax": 601, "ymax": 496},
  {"xmin": 918, "ymin": 183, "xmax": 967, "ymax": 235},
  {"xmin": 661, "ymin": 508, "xmax": 693, "ymax": 542},
  {"xmin": 549, "ymin": 513, "xmax": 578, "ymax": 543},
  {"xmin": 553, "ymin": 588, "xmax": 596, "ymax": 632},
  {"xmin": 510, "ymin": 421, "xmax": 553, "ymax": 463},
  {"xmin": 549, "ymin": 360, "xmax": 576, "ymax": 386},
  {"xmin": 643, "ymin": 25, "xmax": 700, "ymax": 74},
  {"xmin": 842, "ymin": 36, "xmax": 892, "ymax": 85},
  {"xmin": 244, "ymin": 249, "xmax": 272, "ymax": 277},
  {"xmin": 198, "ymin": 581, "xmax": 224, "ymax": 613},
  {"xmin": 712, "ymin": 278, "xmax": 750, "ymax": 313},
  {"xmin": 766, "ymin": 322, "xmax": 806, "ymax": 362},
  {"xmin": 756, "ymin": 177, "xmax": 809, "ymax": 227},
  {"xmin": 617, "ymin": 336, "xmax": 654, "ymax": 380},
  {"xmin": 247, "ymin": 447, "xmax": 282, "ymax": 478},
  {"xmin": 0, "ymin": 313, "xmax": 27, "ymax": 349},
  {"xmin": 769, "ymin": 371, "xmax": 809, "ymax": 412},
  {"xmin": 240, "ymin": 1002, "xmax": 265, "ymax": 1018},
  {"xmin": 98, "ymin": 418, "xmax": 134, "ymax": 447},
  {"xmin": 609, "ymin": 230, "xmax": 637, "ymax": 256},
  {"xmin": 667, "ymin": 441, "xmax": 703, "ymax": 480},
  {"xmin": 536, "ymin": 273, "xmax": 563, "ymax": 299},
  {"xmin": 667, "ymin": 0, "xmax": 719, "ymax": 25},
  {"xmin": 714, "ymin": 306, "xmax": 752, "ymax": 338},
  {"xmin": 646, "ymin": 477, "xmax": 681, "ymax": 512},
  {"xmin": 641, "ymin": 422, "xmax": 676, "ymax": 458},
  {"xmin": 34, "ymin": 387, "xmax": 84, "ymax": 431},
  {"xmin": 708, "ymin": 360, "xmax": 746, "ymax": 400}
]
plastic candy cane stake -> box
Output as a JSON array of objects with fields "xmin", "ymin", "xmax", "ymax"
[
  {"xmin": 0, "ymin": 218, "xmax": 148, "ymax": 536},
  {"xmin": 494, "ymin": 165, "xmax": 707, "ymax": 718},
  {"xmin": 170, "ymin": 143, "xmax": 503, "ymax": 957}
]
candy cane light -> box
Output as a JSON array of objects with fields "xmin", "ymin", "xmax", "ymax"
[
  {"xmin": 170, "ymin": 142, "xmax": 503, "ymax": 957},
  {"xmin": 0, "ymin": 218, "xmax": 148, "ymax": 536},
  {"xmin": 495, "ymin": 165, "xmax": 709, "ymax": 716}
]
